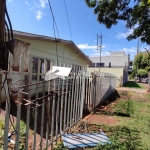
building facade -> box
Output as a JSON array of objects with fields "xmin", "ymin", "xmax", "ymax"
[{"xmin": 89, "ymin": 51, "xmax": 132, "ymax": 69}]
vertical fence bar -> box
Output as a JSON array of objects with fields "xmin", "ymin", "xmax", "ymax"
[
  {"xmin": 45, "ymin": 60, "xmax": 53, "ymax": 149},
  {"xmin": 40, "ymin": 59, "xmax": 47, "ymax": 149},
  {"xmin": 40, "ymin": 82, "xmax": 45, "ymax": 150},
  {"xmin": 63, "ymin": 78, "xmax": 68, "ymax": 131},
  {"xmin": 66, "ymin": 65, "xmax": 72, "ymax": 129},
  {"xmin": 70, "ymin": 74, "xmax": 75, "ymax": 127},
  {"xmin": 72, "ymin": 75, "xmax": 77, "ymax": 124},
  {"xmin": 77, "ymin": 75, "xmax": 82, "ymax": 120},
  {"xmin": 25, "ymin": 56, "xmax": 32, "ymax": 150},
  {"xmin": 32, "ymin": 58, "xmax": 41, "ymax": 150},
  {"xmin": 80, "ymin": 75, "xmax": 85, "ymax": 119},
  {"xmin": 75, "ymin": 76, "xmax": 79, "ymax": 122},
  {"xmin": 4, "ymin": 52, "xmax": 13, "ymax": 150},
  {"xmin": 60, "ymin": 79, "xmax": 65, "ymax": 132},
  {"xmin": 51, "ymin": 79, "xmax": 56, "ymax": 148},
  {"xmin": 66, "ymin": 79, "xmax": 71, "ymax": 129},
  {"xmin": 15, "ymin": 55, "xmax": 24, "ymax": 150},
  {"xmin": 55, "ymin": 78, "xmax": 60, "ymax": 143}
]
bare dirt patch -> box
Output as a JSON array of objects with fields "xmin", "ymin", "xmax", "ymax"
[{"xmin": 83, "ymin": 114, "xmax": 118, "ymax": 126}]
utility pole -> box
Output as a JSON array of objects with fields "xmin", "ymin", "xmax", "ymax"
[
  {"xmin": 0, "ymin": 0, "xmax": 6, "ymax": 69},
  {"xmin": 97, "ymin": 34, "xmax": 102, "ymax": 71}
]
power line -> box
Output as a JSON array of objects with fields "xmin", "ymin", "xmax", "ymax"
[
  {"xmin": 47, "ymin": 0, "xmax": 60, "ymax": 39},
  {"xmin": 47, "ymin": 0, "xmax": 59, "ymax": 65},
  {"xmin": 63, "ymin": 0, "xmax": 73, "ymax": 41}
]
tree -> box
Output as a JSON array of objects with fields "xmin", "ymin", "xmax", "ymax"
[
  {"xmin": 85, "ymin": 0, "xmax": 150, "ymax": 44},
  {"xmin": 131, "ymin": 51, "xmax": 150, "ymax": 78}
]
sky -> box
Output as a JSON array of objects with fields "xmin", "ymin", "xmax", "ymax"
[{"xmin": 6, "ymin": 0, "xmax": 150, "ymax": 60}]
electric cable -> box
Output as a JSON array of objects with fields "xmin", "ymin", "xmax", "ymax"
[
  {"xmin": 63, "ymin": 0, "xmax": 73, "ymax": 41},
  {"xmin": 47, "ymin": 0, "xmax": 59, "ymax": 65},
  {"xmin": 5, "ymin": 5, "xmax": 13, "ymax": 40},
  {"xmin": 5, "ymin": 20, "xmax": 10, "ymax": 41}
]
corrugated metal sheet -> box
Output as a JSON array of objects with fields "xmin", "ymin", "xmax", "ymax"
[{"xmin": 62, "ymin": 132, "xmax": 111, "ymax": 149}]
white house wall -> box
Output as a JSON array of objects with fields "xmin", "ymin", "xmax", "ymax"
[{"xmin": 15, "ymin": 37, "xmax": 88, "ymax": 68}]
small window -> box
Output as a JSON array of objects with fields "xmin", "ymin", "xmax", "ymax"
[
  {"xmin": 32, "ymin": 57, "xmax": 51, "ymax": 81},
  {"xmin": 100, "ymin": 63, "xmax": 104, "ymax": 67},
  {"xmin": 109, "ymin": 62, "xmax": 111, "ymax": 68},
  {"xmin": 47, "ymin": 60, "xmax": 50, "ymax": 71},
  {"xmin": 32, "ymin": 57, "xmax": 38, "ymax": 80},
  {"xmin": 32, "ymin": 57, "xmax": 38, "ymax": 73}
]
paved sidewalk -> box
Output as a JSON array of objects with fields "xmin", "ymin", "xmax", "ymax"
[{"xmin": 116, "ymin": 87, "xmax": 146, "ymax": 93}]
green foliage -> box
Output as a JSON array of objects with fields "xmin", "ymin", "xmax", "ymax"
[
  {"xmin": 137, "ymin": 69, "xmax": 148, "ymax": 77},
  {"xmin": 85, "ymin": 0, "xmax": 150, "ymax": 44},
  {"xmin": 114, "ymin": 99, "xmax": 134, "ymax": 116},
  {"xmin": 0, "ymin": 119, "xmax": 4, "ymax": 149},
  {"xmin": 132, "ymin": 51, "xmax": 150, "ymax": 77},
  {"xmin": 95, "ymin": 125, "xmax": 144, "ymax": 150},
  {"xmin": 123, "ymin": 81, "xmax": 144, "ymax": 89},
  {"xmin": 53, "ymin": 142, "xmax": 68, "ymax": 150}
]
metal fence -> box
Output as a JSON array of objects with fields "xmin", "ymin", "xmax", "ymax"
[{"xmin": 1, "ymin": 53, "xmax": 117, "ymax": 149}]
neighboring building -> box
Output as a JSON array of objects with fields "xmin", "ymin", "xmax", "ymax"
[
  {"xmin": 87, "ymin": 51, "xmax": 132, "ymax": 86},
  {"xmin": 89, "ymin": 51, "xmax": 132, "ymax": 70},
  {"xmin": 0, "ymin": 30, "xmax": 93, "ymax": 103}
]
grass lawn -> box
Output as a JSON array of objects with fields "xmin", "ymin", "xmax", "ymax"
[
  {"xmin": 54, "ymin": 91, "xmax": 150, "ymax": 150},
  {"xmin": 123, "ymin": 81, "xmax": 145, "ymax": 89}
]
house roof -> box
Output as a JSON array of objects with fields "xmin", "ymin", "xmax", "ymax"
[{"xmin": 12, "ymin": 30, "xmax": 93, "ymax": 65}]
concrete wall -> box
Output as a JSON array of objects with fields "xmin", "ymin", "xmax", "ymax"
[
  {"xmin": 87, "ymin": 67, "xmax": 126, "ymax": 87},
  {"xmin": 87, "ymin": 67, "xmax": 124, "ymax": 77}
]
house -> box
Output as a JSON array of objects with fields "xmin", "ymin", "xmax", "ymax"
[
  {"xmin": 87, "ymin": 51, "xmax": 133, "ymax": 86},
  {"xmin": 0, "ymin": 30, "xmax": 93, "ymax": 103}
]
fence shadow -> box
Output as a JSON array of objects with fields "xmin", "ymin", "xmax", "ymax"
[{"xmin": 123, "ymin": 81, "xmax": 141, "ymax": 88}]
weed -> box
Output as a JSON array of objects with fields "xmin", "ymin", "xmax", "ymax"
[
  {"xmin": 0, "ymin": 119, "xmax": 4, "ymax": 149},
  {"xmin": 53, "ymin": 142, "xmax": 68, "ymax": 150},
  {"xmin": 114, "ymin": 99, "xmax": 134, "ymax": 116}
]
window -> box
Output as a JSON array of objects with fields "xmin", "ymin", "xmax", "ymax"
[
  {"xmin": 109, "ymin": 62, "xmax": 111, "ymax": 68},
  {"xmin": 95, "ymin": 63, "xmax": 104, "ymax": 67},
  {"xmin": 32, "ymin": 57, "xmax": 51, "ymax": 81}
]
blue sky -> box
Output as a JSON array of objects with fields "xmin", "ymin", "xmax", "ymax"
[{"xmin": 6, "ymin": 0, "xmax": 150, "ymax": 60}]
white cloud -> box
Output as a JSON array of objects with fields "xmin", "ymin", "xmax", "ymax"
[
  {"xmin": 35, "ymin": 10, "xmax": 44, "ymax": 20},
  {"xmin": 77, "ymin": 43, "xmax": 106, "ymax": 50},
  {"xmin": 120, "ymin": 47, "xmax": 136, "ymax": 54},
  {"xmin": 25, "ymin": 1, "xmax": 29, "ymax": 5},
  {"xmin": 39, "ymin": 0, "xmax": 48, "ymax": 8},
  {"xmin": 7, "ymin": 0, "xmax": 13, "ymax": 2},
  {"xmin": 116, "ymin": 29, "xmax": 133, "ymax": 39}
]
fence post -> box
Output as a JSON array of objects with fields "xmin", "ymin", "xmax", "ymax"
[
  {"xmin": 25, "ymin": 56, "xmax": 32, "ymax": 150},
  {"xmin": 4, "ymin": 52, "xmax": 13, "ymax": 150},
  {"xmin": 15, "ymin": 54, "xmax": 24, "ymax": 150},
  {"xmin": 80, "ymin": 74, "xmax": 85, "ymax": 119}
]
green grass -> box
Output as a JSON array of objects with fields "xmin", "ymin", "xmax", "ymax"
[
  {"xmin": 54, "ymin": 91, "xmax": 150, "ymax": 150},
  {"xmin": 0, "ymin": 119, "xmax": 5, "ymax": 150},
  {"xmin": 123, "ymin": 81, "xmax": 145, "ymax": 89}
]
